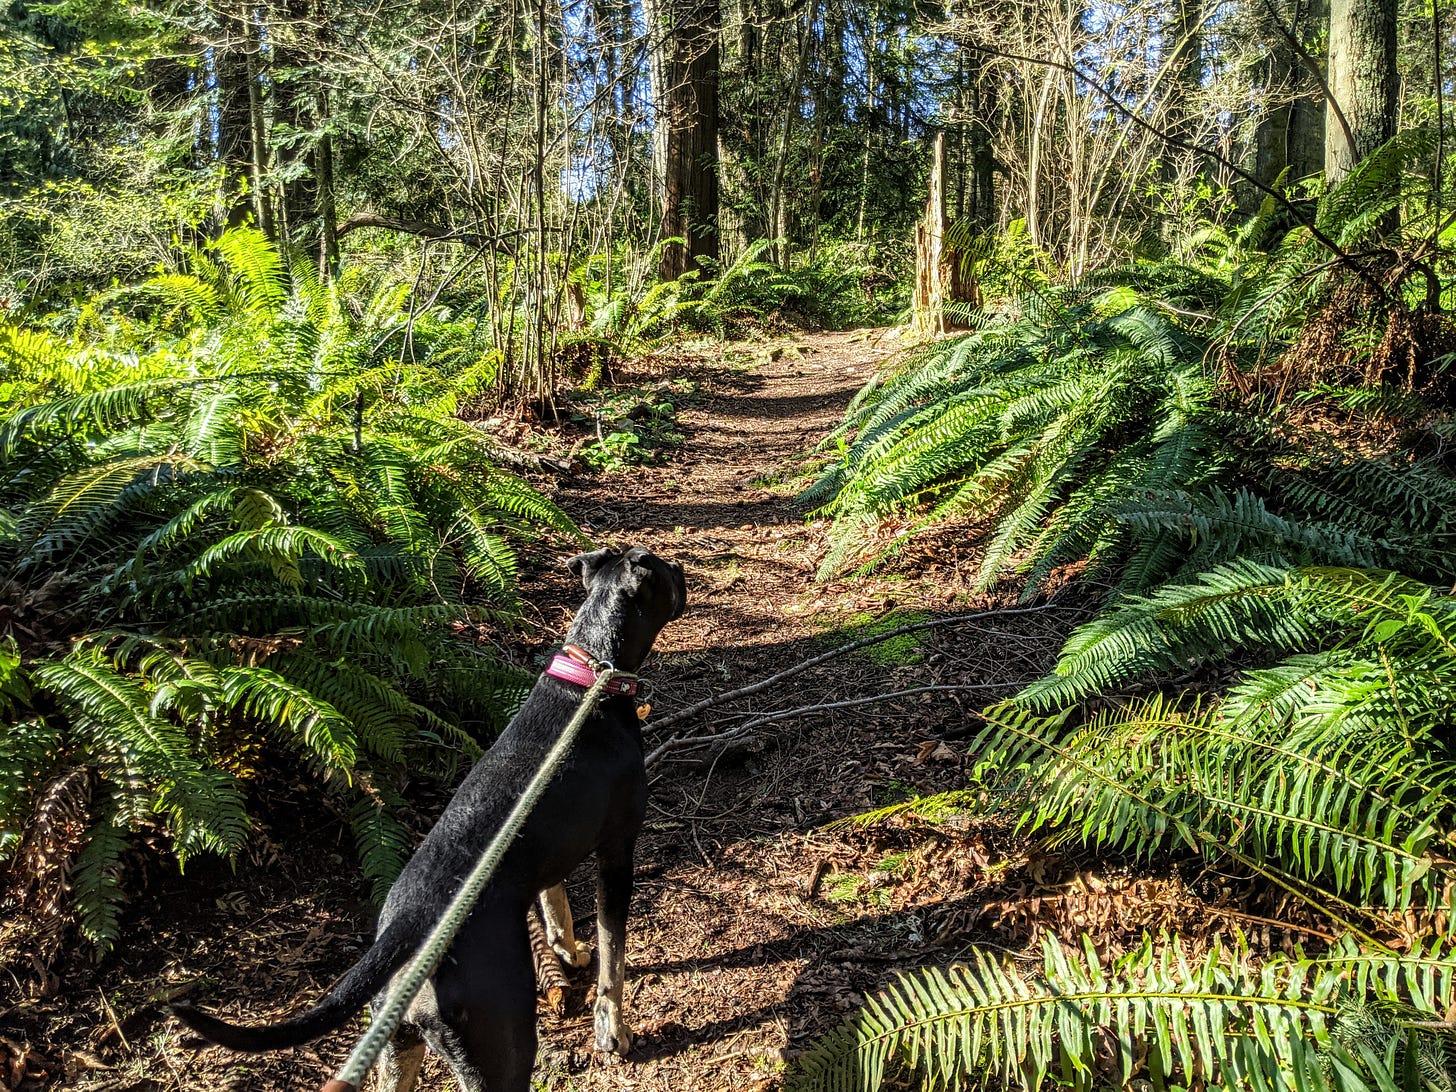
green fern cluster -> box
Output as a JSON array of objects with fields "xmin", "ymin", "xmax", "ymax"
[
  {"xmin": 815, "ymin": 339, "xmax": 1454, "ymax": 598},
  {"xmin": 805, "ymin": 281, "xmax": 1223, "ymax": 587},
  {"xmin": 580, "ymin": 238, "xmax": 879, "ymax": 350},
  {"xmin": 1221, "ymin": 128, "xmax": 1444, "ymax": 354},
  {"xmin": 796, "ymin": 564, "xmax": 1456, "ymax": 1089},
  {"xmin": 810, "ymin": 133, "xmax": 1456, "ymax": 597},
  {"xmin": 796, "ymin": 152, "xmax": 1456, "ymax": 1082},
  {"xmin": 0, "ymin": 229, "xmax": 585, "ymax": 950},
  {"xmin": 795, "ymin": 933, "xmax": 1456, "ymax": 1092}
]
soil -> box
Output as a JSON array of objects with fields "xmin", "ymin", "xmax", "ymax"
[{"xmin": 3, "ymin": 329, "xmax": 1275, "ymax": 1092}]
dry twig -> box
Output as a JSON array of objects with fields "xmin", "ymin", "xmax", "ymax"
[
  {"xmin": 646, "ymin": 682, "xmax": 1023, "ymax": 768},
  {"xmin": 645, "ymin": 601, "xmax": 1071, "ymax": 745}
]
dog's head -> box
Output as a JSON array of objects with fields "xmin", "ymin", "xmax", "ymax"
[{"xmin": 564, "ymin": 546, "xmax": 685, "ymax": 671}]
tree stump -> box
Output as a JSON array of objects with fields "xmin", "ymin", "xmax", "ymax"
[{"xmin": 911, "ymin": 131, "xmax": 977, "ymax": 339}]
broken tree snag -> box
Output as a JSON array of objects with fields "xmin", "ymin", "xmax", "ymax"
[{"xmin": 911, "ymin": 131, "xmax": 976, "ymax": 339}]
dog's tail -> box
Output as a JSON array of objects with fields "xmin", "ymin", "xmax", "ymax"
[{"xmin": 170, "ymin": 911, "xmax": 422, "ymax": 1052}]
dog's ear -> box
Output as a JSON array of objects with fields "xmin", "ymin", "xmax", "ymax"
[
  {"xmin": 566, "ymin": 547, "xmax": 621, "ymax": 589},
  {"xmin": 619, "ymin": 548, "xmax": 653, "ymax": 593}
]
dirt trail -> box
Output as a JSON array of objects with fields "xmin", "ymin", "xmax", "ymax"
[
  {"xmin": 564, "ymin": 329, "xmax": 889, "ymax": 657},
  {"xmin": 520, "ymin": 329, "xmax": 1067, "ymax": 1092}
]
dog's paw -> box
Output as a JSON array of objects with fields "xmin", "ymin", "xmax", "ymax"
[
  {"xmin": 593, "ymin": 1003, "xmax": 633, "ymax": 1056},
  {"xmin": 554, "ymin": 938, "xmax": 592, "ymax": 968}
]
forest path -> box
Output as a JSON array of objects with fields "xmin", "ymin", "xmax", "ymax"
[
  {"xmin": 560, "ymin": 327, "xmax": 891, "ymax": 659},
  {"xmin": 516, "ymin": 329, "xmax": 1068, "ymax": 1092}
]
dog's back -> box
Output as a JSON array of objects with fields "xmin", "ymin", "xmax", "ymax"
[{"xmin": 172, "ymin": 546, "xmax": 685, "ymax": 1092}]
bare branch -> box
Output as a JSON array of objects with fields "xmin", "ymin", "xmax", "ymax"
[
  {"xmin": 644, "ymin": 601, "xmax": 1074, "ymax": 739},
  {"xmin": 645, "ymin": 682, "xmax": 1025, "ymax": 769}
]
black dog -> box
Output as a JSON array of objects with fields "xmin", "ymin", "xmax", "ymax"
[{"xmin": 172, "ymin": 546, "xmax": 686, "ymax": 1091}]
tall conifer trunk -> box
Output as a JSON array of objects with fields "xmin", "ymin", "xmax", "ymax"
[
  {"xmin": 1325, "ymin": 0, "xmax": 1397, "ymax": 182},
  {"xmin": 659, "ymin": 0, "xmax": 720, "ymax": 280}
]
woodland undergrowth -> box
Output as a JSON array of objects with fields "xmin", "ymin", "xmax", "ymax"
[
  {"xmin": 0, "ymin": 225, "xmax": 889, "ymax": 971},
  {"xmin": 0, "ymin": 228, "xmax": 592, "ymax": 960}
]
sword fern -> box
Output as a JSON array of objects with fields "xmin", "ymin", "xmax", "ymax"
[{"xmin": 0, "ymin": 228, "xmax": 583, "ymax": 952}]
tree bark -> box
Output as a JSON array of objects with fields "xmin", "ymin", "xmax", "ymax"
[
  {"xmin": 767, "ymin": 0, "xmax": 818, "ymax": 267},
  {"xmin": 1324, "ymin": 0, "xmax": 1397, "ymax": 183},
  {"xmin": 214, "ymin": 12, "xmax": 253, "ymax": 230},
  {"xmin": 911, "ymin": 132, "xmax": 976, "ymax": 338},
  {"xmin": 969, "ymin": 74, "xmax": 997, "ymax": 231},
  {"xmin": 642, "ymin": 0, "xmax": 671, "ymax": 219},
  {"xmin": 241, "ymin": 13, "xmax": 276, "ymax": 240},
  {"xmin": 1162, "ymin": 0, "xmax": 1202, "ymax": 177},
  {"xmin": 716, "ymin": 0, "xmax": 763, "ymax": 255},
  {"xmin": 658, "ymin": 0, "xmax": 721, "ymax": 280},
  {"xmin": 853, "ymin": 0, "xmax": 878, "ymax": 241}
]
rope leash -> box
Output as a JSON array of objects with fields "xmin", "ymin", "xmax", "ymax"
[{"xmin": 321, "ymin": 669, "xmax": 619, "ymax": 1092}]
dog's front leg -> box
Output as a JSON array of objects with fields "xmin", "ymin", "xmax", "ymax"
[
  {"xmin": 593, "ymin": 842, "xmax": 634, "ymax": 1055},
  {"xmin": 538, "ymin": 884, "xmax": 592, "ymax": 967}
]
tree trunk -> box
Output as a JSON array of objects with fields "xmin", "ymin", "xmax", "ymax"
[
  {"xmin": 316, "ymin": 106, "xmax": 339, "ymax": 276},
  {"xmin": 214, "ymin": 15, "xmax": 253, "ymax": 230},
  {"xmin": 717, "ymin": 0, "xmax": 763, "ymax": 255},
  {"xmin": 911, "ymin": 132, "xmax": 976, "ymax": 339},
  {"xmin": 1325, "ymin": 0, "xmax": 1397, "ymax": 183},
  {"xmin": 241, "ymin": 13, "xmax": 276, "ymax": 240},
  {"xmin": 969, "ymin": 74, "xmax": 997, "ymax": 231},
  {"xmin": 642, "ymin": 0, "xmax": 671, "ymax": 220},
  {"xmin": 767, "ymin": 0, "xmax": 817, "ymax": 267},
  {"xmin": 270, "ymin": 0, "xmax": 314, "ymax": 244},
  {"xmin": 806, "ymin": 0, "xmax": 843, "ymax": 260},
  {"xmin": 658, "ymin": 0, "xmax": 721, "ymax": 280},
  {"xmin": 854, "ymin": 0, "xmax": 878, "ymax": 240},
  {"xmin": 1162, "ymin": 0, "xmax": 1202, "ymax": 177}
]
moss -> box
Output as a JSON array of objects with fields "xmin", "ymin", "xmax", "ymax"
[{"xmin": 821, "ymin": 608, "xmax": 930, "ymax": 665}]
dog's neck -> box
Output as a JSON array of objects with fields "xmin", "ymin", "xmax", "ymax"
[{"xmin": 563, "ymin": 590, "xmax": 654, "ymax": 672}]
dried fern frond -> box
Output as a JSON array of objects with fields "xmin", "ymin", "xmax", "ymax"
[{"xmin": 1, "ymin": 767, "xmax": 92, "ymax": 967}]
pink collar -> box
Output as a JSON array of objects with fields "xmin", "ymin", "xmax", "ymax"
[{"xmin": 544, "ymin": 651, "xmax": 639, "ymax": 697}]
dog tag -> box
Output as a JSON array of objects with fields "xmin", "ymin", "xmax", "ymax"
[{"xmin": 636, "ymin": 702, "xmax": 652, "ymax": 721}]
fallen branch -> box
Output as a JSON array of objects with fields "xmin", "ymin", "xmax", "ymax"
[
  {"xmin": 476, "ymin": 438, "xmax": 575, "ymax": 475},
  {"xmin": 645, "ymin": 682, "xmax": 1023, "ymax": 768},
  {"xmin": 645, "ymin": 600, "xmax": 1073, "ymax": 740}
]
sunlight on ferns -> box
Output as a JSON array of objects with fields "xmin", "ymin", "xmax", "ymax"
[{"xmin": 0, "ymin": 229, "xmax": 584, "ymax": 949}]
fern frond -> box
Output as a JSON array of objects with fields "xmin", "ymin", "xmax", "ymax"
[
  {"xmin": 1018, "ymin": 559, "xmax": 1304, "ymax": 709},
  {"xmin": 221, "ymin": 666, "xmax": 358, "ymax": 769},
  {"xmin": 792, "ymin": 933, "xmax": 1372, "ymax": 1092},
  {"xmin": 212, "ymin": 227, "xmax": 289, "ymax": 317},
  {"xmin": 70, "ymin": 810, "xmax": 132, "ymax": 953},
  {"xmin": 349, "ymin": 785, "xmax": 413, "ymax": 904},
  {"xmin": 185, "ymin": 524, "xmax": 362, "ymax": 588}
]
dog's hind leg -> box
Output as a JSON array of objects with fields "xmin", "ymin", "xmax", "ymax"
[
  {"xmin": 430, "ymin": 907, "xmax": 538, "ymax": 1092},
  {"xmin": 592, "ymin": 840, "xmax": 635, "ymax": 1055},
  {"xmin": 372, "ymin": 1024, "xmax": 427, "ymax": 1092},
  {"xmin": 538, "ymin": 884, "xmax": 591, "ymax": 967}
]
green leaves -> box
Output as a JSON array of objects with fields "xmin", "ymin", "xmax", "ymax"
[
  {"xmin": 793, "ymin": 935, "xmax": 1451, "ymax": 1092},
  {"xmin": 796, "ymin": 557, "xmax": 1456, "ymax": 1091},
  {"xmin": 807, "ymin": 285, "xmax": 1216, "ymax": 588},
  {"xmin": 0, "ymin": 229, "xmax": 582, "ymax": 952}
]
